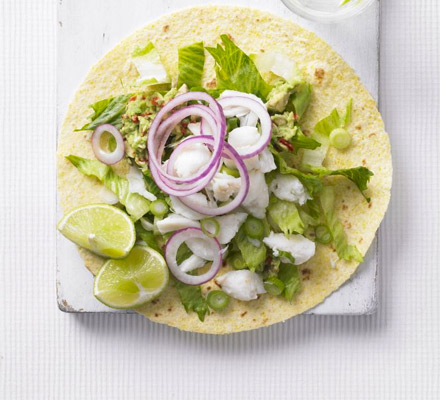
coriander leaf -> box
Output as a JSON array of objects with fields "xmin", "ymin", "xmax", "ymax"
[
  {"xmin": 177, "ymin": 42, "xmax": 205, "ymax": 89},
  {"xmin": 311, "ymin": 166, "xmax": 374, "ymax": 201},
  {"xmin": 206, "ymin": 34, "xmax": 272, "ymax": 100},
  {"xmin": 76, "ymin": 94, "xmax": 131, "ymax": 131},
  {"xmin": 278, "ymin": 263, "xmax": 301, "ymax": 301},
  {"xmin": 268, "ymin": 196, "xmax": 305, "ymax": 235},
  {"xmin": 320, "ymin": 186, "xmax": 363, "ymax": 262},
  {"xmin": 233, "ymin": 224, "xmax": 267, "ymax": 272},
  {"xmin": 175, "ymin": 281, "xmax": 210, "ymax": 322},
  {"xmin": 66, "ymin": 155, "xmax": 150, "ymax": 221}
]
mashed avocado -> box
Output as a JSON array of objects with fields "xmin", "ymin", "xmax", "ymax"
[
  {"xmin": 266, "ymin": 81, "xmax": 296, "ymax": 113},
  {"xmin": 120, "ymin": 89, "xmax": 178, "ymax": 166}
]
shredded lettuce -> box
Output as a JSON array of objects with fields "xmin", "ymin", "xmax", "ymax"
[
  {"xmin": 135, "ymin": 222, "xmax": 162, "ymax": 253},
  {"xmin": 76, "ymin": 94, "xmax": 131, "ymax": 131},
  {"xmin": 206, "ymin": 35, "xmax": 272, "ymax": 100},
  {"xmin": 302, "ymin": 99, "xmax": 353, "ymax": 167},
  {"xmin": 233, "ymin": 224, "xmax": 267, "ymax": 272},
  {"xmin": 175, "ymin": 281, "xmax": 210, "ymax": 322},
  {"xmin": 320, "ymin": 186, "xmax": 363, "ymax": 262},
  {"xmin": 311, "ymin": 166, "xmax": 373, "ymax": 201},
  {"xmin": 268, "ymin": 196, "xmax": 305, "ymax": 235},
  {"xmin": 289, "ymin": 83, "xmax": 312, "ymax": 119},
  {"xmin": 177, "ymin": 41, "xmax": 205, "ymax": 89},
  {"xmin": 278, "ymin": 263, "xmax": 301, "ymax": 301},
  {"xmin": 131, "ymin": 43, "xmax": 170, "ymax": 85},
  {"xmin": 66, "ymin": 155, "xmax": 150, "ymax": 221}
]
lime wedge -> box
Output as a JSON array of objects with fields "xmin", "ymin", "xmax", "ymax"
[
  {"xmin": 93, "ymin": 245, "xmax": 169, "ymax": 309},
  {"xmin": 57, "ymin": 204, "xmax": 136, "ymax": 259}
]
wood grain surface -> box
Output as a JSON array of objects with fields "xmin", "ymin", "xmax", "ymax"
[{"xmin": 1, "ymin": 0, "xmax": 439, "ymax": 399}]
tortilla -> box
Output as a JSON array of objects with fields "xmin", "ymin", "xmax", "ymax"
[{"xmin": 57, "ymin": 5, "xmax": 392, "ymax": 334}]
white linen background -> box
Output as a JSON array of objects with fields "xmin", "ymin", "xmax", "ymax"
[{"xmin": 0, "ymin": 0, "xmax": 439, "ymax": 399}]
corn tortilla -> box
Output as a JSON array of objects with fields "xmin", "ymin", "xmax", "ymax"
[{"xmin": 57, "ymin": 5, "xmax": 392, "ymax": 334}]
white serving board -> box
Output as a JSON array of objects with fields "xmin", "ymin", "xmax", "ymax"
[{"xmin": 57, "ymin": 0, "xmax": 380, "ymax": 315}]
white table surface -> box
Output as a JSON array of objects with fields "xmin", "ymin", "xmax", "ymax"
[{"xmin": 1, "ymin": 0, "xmax": 439, "ymax": 399}]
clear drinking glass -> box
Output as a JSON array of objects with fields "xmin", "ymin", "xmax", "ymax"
[{"xmin": 281, "ymin": 0, "xmax": 376, "ymax": 23}]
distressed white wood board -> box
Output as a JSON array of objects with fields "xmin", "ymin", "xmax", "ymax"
[{"xmin": 57, "ymin": 0, "xmax": 380, "ymax": 316}]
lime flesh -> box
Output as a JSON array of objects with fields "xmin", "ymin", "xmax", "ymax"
[
  {"xmin": 57, "ymin": 204, "xmax": 136, "ymax": 258},
  {"xmin": 93, "ymin": 245, "xmax": 169, "ymax": 309}
]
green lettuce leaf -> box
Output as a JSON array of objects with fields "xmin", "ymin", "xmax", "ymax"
[
  {"xmin": 289, "ymin": 83, "xmax": 312, "ymax": 119},
  {"xmin": 268, "ymin": 196, "xmax": 305, "ymax": 235},
  {"xmin": 76, "ymin": 94, "xmax": 131, "ymax": 131},
  {"xmin": 278, "ymin": 263, "xmax": 301, "ymax": 301},
  {"xmin": 66, "ymin": 155, "xmax": 150, "ymax": 221},
  {"xmin": 311, "ymin": 166, "xmax": 374, "ymax": 201},
  {"xmin": 131, "ymin": 43, "xmax": 170, "ymax": 85},
  {"xmin": 175, "ymin": 281, "xmax": 210, "ymax": 322},
  {"xmin": 233, "ymin": 224, "xmax": 267, "ymax": 272},
  {"xmin": 177, "ymin": 42, "xmax": 205, "ymax": 89},
  {"xmin": 135, "ymin": 222, "xmax": 162, "ymax": 253},
  {"xmin": 320, "ymin": 186, "xmax": 363, "ymax": 262},
  {"xmin": 206, "ymin": 34, "xmax": 272, "ymax": 100}
]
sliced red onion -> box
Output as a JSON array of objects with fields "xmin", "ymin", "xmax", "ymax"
[
  {"xmin": 91, "ymin": 124, "xmax": 125, "ymax": 165},
  {"xmin": 167, "ymin": 136, "xmax": 250, "ymax": 216},
  {"xmin": 165, "ymin": 227, "xmax": 222, "ymax": 285},
  {"xmin": 218, "ymin": 95, "xmax": 272, "ymax": 159}
]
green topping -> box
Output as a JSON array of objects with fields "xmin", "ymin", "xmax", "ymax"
[
  {"xmin": 268, "ymin": 196, "xmax": 305, "ymax": 235},
  {"xmin": 66, "ymin": 155, "xmax": 150, "ymax": 221},
  {"xmin": 329, "ymin": 128, "xmax": 352, "ymax": 150},
  {"xmin": 201, "ymin": 218, "xmax": 220, "ymax": 238},
  {"xmin": 263, "ymin": 277, "xmax": 285, "ymax": 296},
  {"xmin": 177, "ymin": 41, "xmax": 205, "ymax": 89},
  {"xmin": 319, "ymin": 186, "xmax": 363, "ymax": 262},
  {"xmin": 289, "ymin": 83, "xmax": 312, "ymax": 119},
  {"xmin": 226, "ymin": 117, "xmax": 239, "ymax": 133},
  {"xmin": 278, "ymin": 263, "xmax": 302, "ymax": 301},
  {"xmin": 229, "ymin": 252, "xmax": 247, "ymax": 270},
  {"xmin": 314, "ymin": 224, "xmax": 333, "ymax": 244},
  {"xmin": 243, "ymin": 216, "xmax": 265, "ymax": 240},
  {"xmin": 131, "ymin": 42, "xmax": 170, "ymax": 86},
  {"xmin": 76, "ymin": 94, "xmax": 132, "ymax": 131},
  {"xmin": 150, "ymin": 199, "xmax": 169, "ymax": 217},
  {"xmin": 233, "ymin": 224, "xmax": 267, "ymax": 272},
  {"xmin": 206, "ymin": 34, "xmax": 272, "ymax": 100},
  {"xmin": 175, "ymin": 281, "xmax": 210, "ymax": 322},
  {"xmin": 206, "ymin": 290, "xmax": 230, "ymax": 311},
  {"xmin": 135, "ymin": 221, "xmax": 162, "ymax": 253},
  {"xmin": 311, "ymin": 166, "xmax": 374, "ymax": 201},
  {"xmin": 220, "ymin": 164, "xmax": 240, "ymax": 178}
]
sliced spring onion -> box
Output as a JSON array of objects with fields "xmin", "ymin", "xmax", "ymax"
[
  {"xmin": 263, "ymin": 277, "xmax": 285, "ymax": 296},
  {"xmin": 91, "ymin": 124, "xmax": 125, "ymax": 165},
  {"xmin": 150, "ymin": 199, "xmax": 169, "ymax": 217},
  {"xmin": 229, "ymin": 252, "xmax": 247, "ymax": 270},
  {"xmin": 244, "ymin": 216, "xmax": 265, "ymax": 240},
  {"xmin": 315, "ymin": 224, "xmax": 333, "ymax": 244},
  {"xmin": 201, "ymin": 218, "xmax": 220, "ymax": 238},
  {"xmin": 206, "ymin": 290, "xmax": 230, "ymax": 311},
  {"xmin": 329, "ymin": 128, "xmax": 352, "ymax": 150}
]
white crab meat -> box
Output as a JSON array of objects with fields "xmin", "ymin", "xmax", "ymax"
[
  {"xmin": 170, "ymin": 193, "xmax": 209, "ymax": 220},
  {"xmin": 155, "ymin": 214, "xmax": 200, "ymax": 235},
  {"xmin": 179, "ymin": 254, "xmax": 206, "ymax": 273},
  {"xmin": 263, "ymin": 232, "xmax": 316, "ymax": 265},
  {"xmin": 126, "ymin": 166, "xmax": 157, "ymax": 201},
  {"xmin": 242, "ymin": 170, "xmax": 269, "ymax": 219},
  {"xmin": 172, "ymin": 143, "xmax": 211, "ymax": 178},
  {"xmin": 215, "ymin": 213, "xmax": 248, "ymax": 245},
  {"xmin": 228, "ymin": 126, "xmax": 260, "ymax": 153},
  {"xmin": 207, "ymin": 172, "xmax": 241, "ymax": 202},
  {"xmin": 269, "ymin": 174, "xmax": 311, "ymax": 205},
  {"xmin": 216, "ymin": 270, "xmax": 266, "ymax": 301}
]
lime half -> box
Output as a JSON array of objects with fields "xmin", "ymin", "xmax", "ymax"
[
  {"xmin": 93, "ymin": 245, "xmax": 169, "ymax": 309},
  {"xmin": 57, "ymin": 204, "xmax": 136, "ymax": 259}
]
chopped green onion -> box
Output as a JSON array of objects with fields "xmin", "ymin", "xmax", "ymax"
[
  {"xmin": 244, "ymin": 216, "xmax": 265, "ymax": 240},
  {"xmin": 220, "ymin": 165, "xmax": 240, "ymax": 178},
  {"xmin": 315, "ymin": 224, "xmax": 333, "ymax": 244},
  {"xmin": 201, "ymin": 218, "xmax": 220, "ymax": 238},
  {"xmin": 229, "ymin": 252, "xmax": 247, "ymax": 270},
  {"xmin": 206, "ymin": 290, "xmax": 230, "ymax": 311},
  {"xmin": 329, "ymin": 128, "xmax": 352, "ymax": 150},
  {"xmin": 263, "ymin": 277, "xmax": 285, "ymax": 296},
  {"xmin": 150, "ymin": 199, "xmax": 168, "ymax": 217}
]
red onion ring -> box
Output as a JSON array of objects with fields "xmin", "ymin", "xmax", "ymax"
[
  {"xmin": 218, "ymin": 95, "xmax": 272, "ymax": 159},
  {"xmin": 91, "ymin": 124, "xmax": 125, "ymax": 165},
  {"xmin": 165, "ymin": 227, "xmax": 222, "ymax": 285},
  {"xmin": 168, "ymin": 136, "xmax": 250, "ymax": 216}
]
